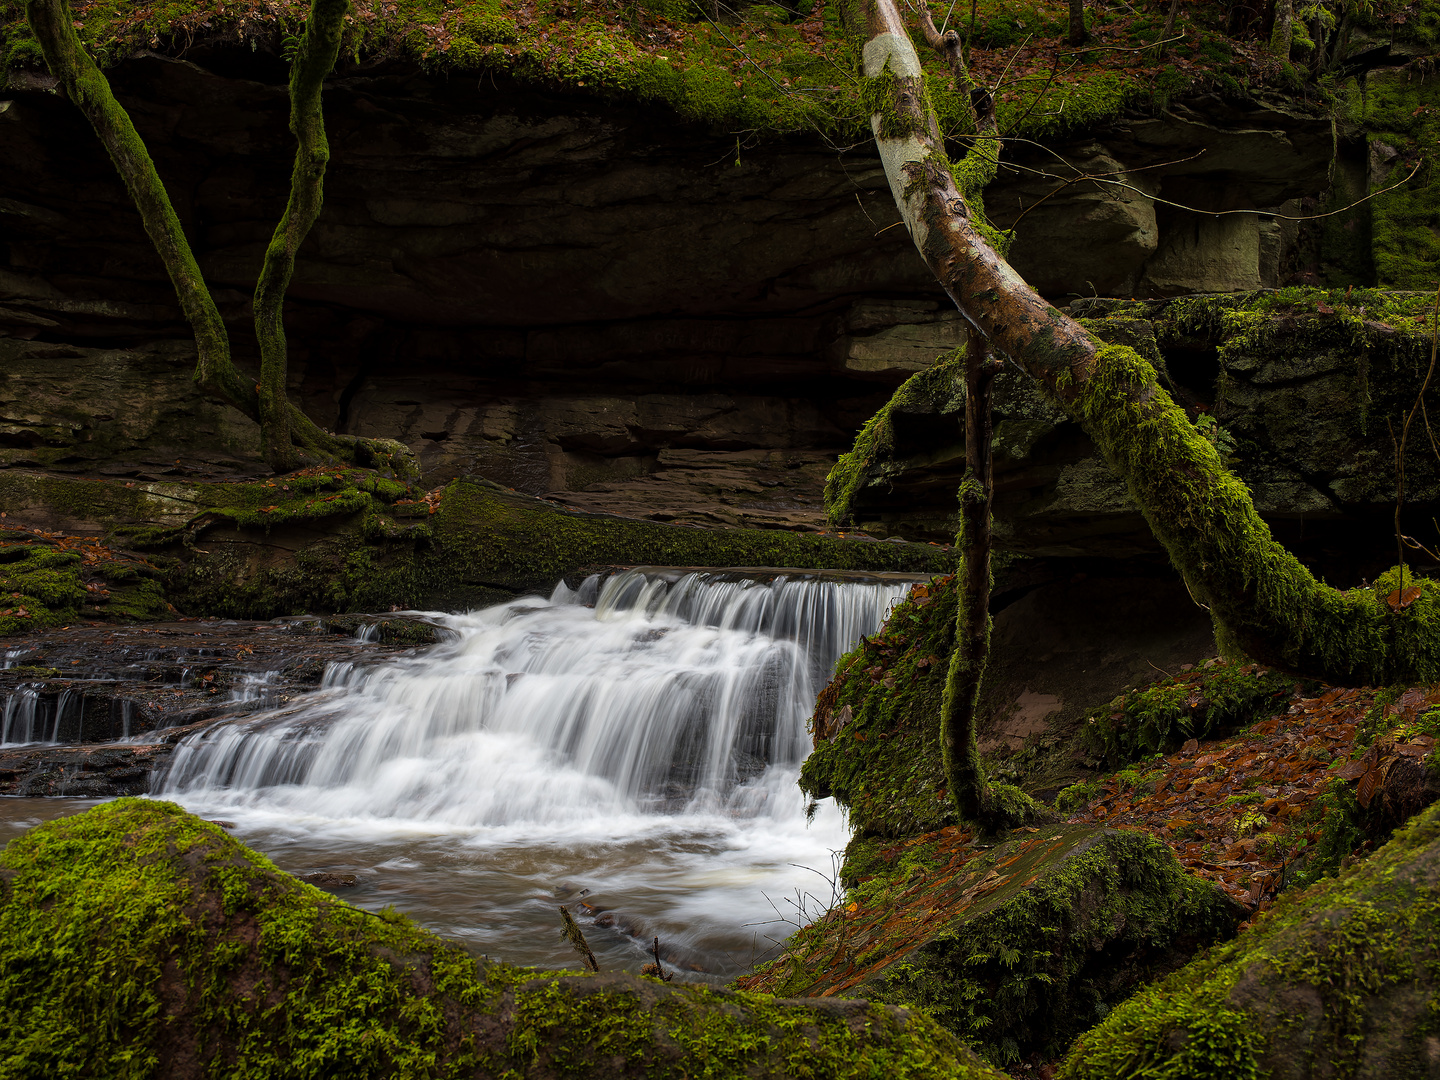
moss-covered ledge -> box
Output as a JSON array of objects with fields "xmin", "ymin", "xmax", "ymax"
[
  {"xmin": 0, "ymin": 798, "xmax": 1009, "ymax": 1079},
  {"xmin": 0, "ymin": 470, "xmax": 953, "ymax": 623},
  {"xmin": 1061, "ymin": 795, "xmax": 1440, "ymax": 1080}
]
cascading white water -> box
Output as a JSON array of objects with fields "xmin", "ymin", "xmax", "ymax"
[{"xmin": 156, "ymin": 568, "xmax": 918, "ymax": 975}]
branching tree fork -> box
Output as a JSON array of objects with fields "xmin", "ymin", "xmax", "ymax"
[
  {"xmin": 25, "ymin": 0, "xmax": 414, "ymax": 477},
  {"xmin": 861, "ymin": 0, "xmax": 1440, "ymax": 829}
]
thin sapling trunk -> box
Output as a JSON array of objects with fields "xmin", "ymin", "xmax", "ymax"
[
  {"xmin": 1068, "ymin": 0, "xmax": 1089, "ymax": 46},
  {"xmin": 253, "ymin": 0, "xmax": 348, "ymax": 473},
  {"xmin": 940, "ymin": 326, "xmax": 999, "ymax": 823}
]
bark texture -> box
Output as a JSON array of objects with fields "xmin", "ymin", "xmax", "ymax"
[
  {"xmin": 940, "ymin": 328, "xmax": 996, "ymax": 823},
  {"xmin": 253, "ymin": 0, "xmax": 348, "ymax": 472},
  {"xmin": 1270, "ymin": 0, "xmax": 1294, "ymax": 57},
  {"xmin": 861, "ymin": 0, "xmax": 1440, "ymax": 687},
  {"xmin": 1068, "ymin": 0, "xmax": 1089, "ymax": 46},
  {"xmin": 24, "ymin": 0, "xmax": 415, "ymax": 478}
]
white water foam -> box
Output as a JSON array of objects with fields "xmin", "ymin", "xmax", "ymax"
[{"xmin": 156, "ymin": 568, "xmax": 917, "ymax": 974}]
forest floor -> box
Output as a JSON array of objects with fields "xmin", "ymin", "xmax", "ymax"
[{"xmin": 737, "ymin": 674, "xmax": 1438, "ymax": 999}]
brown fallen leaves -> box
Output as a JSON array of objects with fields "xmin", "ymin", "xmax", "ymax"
[{"xmin": 1071, "ymin": 683, "xmax": 1440, "ymax": 912}]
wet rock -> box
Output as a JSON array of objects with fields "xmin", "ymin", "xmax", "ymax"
[
  {"xmin": 1, "ymin": 619, "xmax": 422, "ymax": 745},
  {"xmin": 0, "ymin": 743, "xmax": 173, "ymax": 796},
  {"xmin": 299, "ymin": 871, "xmax": 358, "ymax": 888}
]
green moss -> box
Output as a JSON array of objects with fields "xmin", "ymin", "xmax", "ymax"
[
  {"xmin": 0, "ymin": 798, "xmax": 1010, "ymax": 1080},
  {"xmin": 2, "ymin": 470, "xmax": 950, "ymax": 621},
  {"xmin": 0, "ymin": 536, "xmax": 169, "ymax": 635},
  {"xmin": 866, "ymin": 829, "xmax": 1236, "ymax": 1062},
  {"xmin": 827, "ymin": 349, "xmax": 966, "ymax": 527},
  {"xmin": 1363, "ymin": 68, "xmax": 1440, "ymax": 289},
  {"xmin": 744, "ymin": 824, "xmax": 1239, "ymax": 1064},
  {"xmin": 801, "ymin": 572, "xmax": 959, "ymax": 838},
  {"xmin": 1, "ymin": 0, "xmax": 1260, "ymax": 144},
  {"xmin": 1066, "ymin": 328, "xmax": 1440, "ymax": 686},
  {"xmin": 1082, "ymin": 658, "xmax": 1309, "ymax": 766},
  {"xmin": 1060, "ymin": 796, "xmax": 1440, "ymax": 1079}
]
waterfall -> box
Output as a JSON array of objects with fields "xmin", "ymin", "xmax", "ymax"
[
  {"xmin": 158, "ymin": 569, "xmax": 914, "ymax": 828},
  {"xmin": 1, "ymin": 687, "xmax": 40, "ymax": 745}
]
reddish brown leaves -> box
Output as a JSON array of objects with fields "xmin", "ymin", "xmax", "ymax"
[{"xmin": 1387, "ymin": 585, "xmax": 1423, "ymax": 611}]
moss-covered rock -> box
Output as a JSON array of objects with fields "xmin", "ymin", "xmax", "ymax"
[
  {"xmin": 0, "ymin": 470, "xmax": 952, "ymax": 621},
  {"xmin": 737, "ymin": 823, "xmax": 1241, "ymax": 1065},
  {"xmin": 1081, "ymin": 657, "xmax": 1313, "ymax": 766},
  {"xmin": 831, "ymin": 289, "xmax": 1440, "ymax": 570},
  {"xmin": 0, "ymin": 529, "xmax": 169, "ymax": 635},
  {"xmin": 0, "ymin": 798, "xmax": 1010, "ymax": 1080},
  {"xmin": 1061, "ymin": 794, "xmax": 1440, "ymax": 1080},
  {"xmin": 801, "ymin": 573, "xmax": 959, "ymax": 838}
]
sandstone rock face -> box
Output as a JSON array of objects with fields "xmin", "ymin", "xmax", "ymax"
[
  {"xmin": 2, "ymin": 51, "xmax": 1335, "ymax": 530},
  {"xmin": 833, "ymin": 294, "xmax": 1438, "ymax": 584},
  {"xmin": 988, "ymin": 95, "xmax": 1333, "ymax": 300}
]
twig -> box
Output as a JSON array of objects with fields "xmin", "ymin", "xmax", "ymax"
[
  {"xmin": 558, "ymin": 906, "xmax": 600, "ymax": 972},
  {"xmin": 1394, "ymin": 281, "xmax": 1440, "ymax": 578},
  {"xmin": 999, "ymin": 157, "xmax": 1423, "ymax": 238},
  {"xmin": 643, "ymin": 935, "xmax": 674, "ymax": 981}
]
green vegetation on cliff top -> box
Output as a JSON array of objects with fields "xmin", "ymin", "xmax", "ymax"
[{"xmin": 0, "ymin": 0, "xmax": 1328, "ymax": 142}]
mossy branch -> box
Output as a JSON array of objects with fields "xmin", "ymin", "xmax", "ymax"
[
  {"xmin": 860, "ymin": 0, "xmax": 1440, "ymax": 686},
  {"xmin": 253, "ymin": 0, "xmax": 348, "ymax": 473}
]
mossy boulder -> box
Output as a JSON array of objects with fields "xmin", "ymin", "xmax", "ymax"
[
  {"xmin": 738, "ymin": 823, "xmax": 1242, "ymax": 1065},
  {"xmin": 1061, "ymin": 795, "xmax": 1440, "ymax": 1080},
  {"xmin": 0, "ymin": 799, "xmax": 1009, "ymax": 1080},
  {"xmin": 801, "ymin": 572, "xmax": 959, "ymax": 839}
]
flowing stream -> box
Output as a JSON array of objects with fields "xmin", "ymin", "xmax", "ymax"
[{"xmin": 142, "ymin": 569, "xmax": 916, "ymax": 977}]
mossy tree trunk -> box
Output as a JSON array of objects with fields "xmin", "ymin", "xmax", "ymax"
[
  {"xmin": 1067, "ymin": 0, "xmax": 1088, "ymax": 46},
  {"xmin": 860, "ymin": 0, "xmax": 1440, "ymax": 689},
  {"xmin": 24, "ymin": 0, "xmax": 415, "ymax": 479},
  {"xmin": 1270, "ymin": 0, "xmax": 1294, "ymax": 58},
  {"xmin": 940, "ymin": 327, "xmax": 998, "ymax": 824},
  {"xmin": 254, "ymin": 0, "xmax": 346, "ymax": 474}
]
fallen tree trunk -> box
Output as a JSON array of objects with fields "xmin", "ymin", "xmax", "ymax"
[
  {"xmin": 860, "ymin": 0, "xmax": 1440, "ymax": 687},
  {"xmin": 0, "ymin": 799, "xmax": 1007, "ymax": 1080}
]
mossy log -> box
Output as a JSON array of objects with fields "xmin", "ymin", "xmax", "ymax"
[
  {"xmin": 0, "ymin": 799, "xmax": 1009, "ymax": 1080},
  {"xmin": 860, "ymin": 0, "xmax": 1440, "ymax": 687},
  {"xmin": 738, "ymin": 823, "xmax": 1242, "ymax": 1063},
  {"xmin": 1061, "ymin": 795, "xmax": 1440, "ymax": 1079}
]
